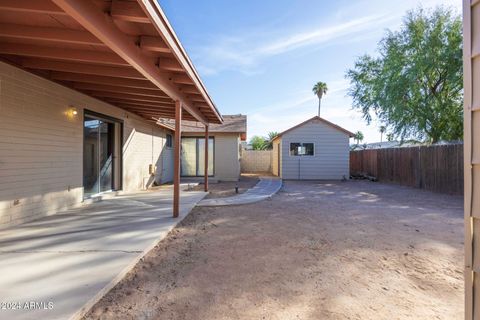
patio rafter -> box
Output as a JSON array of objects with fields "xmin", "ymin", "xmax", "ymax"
[{"xmin": 51, "ymin": 0, "xmax": 211, "ymax": 124}]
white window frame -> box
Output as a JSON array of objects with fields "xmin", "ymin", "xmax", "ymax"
[{"xmin": 289, "ymin": 142, "xmax": 315, "ymax": 157}]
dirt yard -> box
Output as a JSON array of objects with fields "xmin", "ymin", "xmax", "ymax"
[
  {"xmin": 188, "ymin": 173, "xmax": 260, "ymax": 199},
  {"xmin": 85, "ymin": 181, "xmax": 464, "ymax": 320}
]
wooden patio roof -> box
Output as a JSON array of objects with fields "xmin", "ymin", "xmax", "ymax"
[{"xmin": 0, "ymin": 0, "xmax": 222, "ymax": 124}]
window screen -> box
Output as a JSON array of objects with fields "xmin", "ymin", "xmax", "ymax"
[{"xmin": 290, "ymin": 143, "xmax": 314, "ymax": 156}]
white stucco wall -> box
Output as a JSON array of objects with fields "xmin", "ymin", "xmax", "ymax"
[
  {"xmin": 215, "ymin": 134, "xmax": 241, "ymax": 181},
  {"xmin": 280, "ymin": 119, "xmax": 350, "ymax": 180}
]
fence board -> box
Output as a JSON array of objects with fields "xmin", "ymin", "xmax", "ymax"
[{"xmin": 350, "ymin": 144, "xmax": 463, "ymax": 194}]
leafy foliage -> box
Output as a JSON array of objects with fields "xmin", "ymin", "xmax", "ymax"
[
  {"xmin": 353, "ymin": 131, "xmax": 364, "ymax": 144},
  {"xmin": 346, "ymin": 7, "xmax": 463, "ymax": 143},
  {"xmin": 250, "ymin": 132, "xmax": 279, "ymax": 150},
  {"xmin": 379, "ymin": 125, "xmax": 387, "ymax": 142},
  {"xmin": 312, "ymin": 81, "xmax": 328, "ymax": 98},
  {"xmin": 264, "ymin": 131, "xmax": 279, "ymax": 150},
  {"xmin": 250, "ymin": 135, "xmax": 267, "ymax": 150}
]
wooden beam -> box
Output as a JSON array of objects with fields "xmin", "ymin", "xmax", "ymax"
[
  {"xmin": 122, "ymin": 109, "xmax": 175, "ymax": 117},
  {"xmin": 72, "ymin": 82, "xmax": 168, "ymax": 97},
  {"xmin": 111, "ymin": 103, "xmax": 175, "ymax": 112},
  {"xmin": 179, "ymin": 85, "xmax": 199, "ymax": 95},
  {"xmin": 0, "ymin": 23, "xmax": 104, "ymax": 46},
  {"xmin": 110, "ymin": 0, "xmax": 150, "ymax": 23},
  {"xmin": 103, "ymin": 99, "xmax": 173, "ymax": 109},
  {"xmin": 52, "ymin": 0, "xmax": 209, "ymax": 124},
  {"xmin": 50, "ymin": 72, "xmax": 158, "ymax": 89},
  {"xmin": 0, "ymin": 43, "xmax": 128, "ymax": 66},
  {"xmin": 169, "ymin": 74, "xmax": 194, "ymax": 85},
  {"xmin": 189, "ymin": 95, "xmax": 206, "ymax": 102},
  {"xmin": 0, "ymin": 0, "xmax": 66, "ymax": 15},
  {"xmin": 157, "ymin": 58, "xmax": 183, "ymax": 72},
  {"xmin": 139, "ymin": 36, "xmax": 170, "ymax": 53},
  {"xmin": 85, "ymin": 90, "xmax": 174, "ymax": 104},
  {"xmin": 205, "ymin": 125, "xmax": 209, "ymax": 192},
  {"xmin": 23, "ymin": 59, "xmax": 143, "ymax": 79},
  {"xmin": 173, "ymin": 101, "xmax": 182, "ymax": 217}
]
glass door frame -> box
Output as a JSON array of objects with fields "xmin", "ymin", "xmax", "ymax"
[
  {"xmin": 83, "ymin": 110, "xmax": 123, "ymax": 198},
  {"xmin": 180, "ymin": 136, "xmax": 215, "ymax": 177}
]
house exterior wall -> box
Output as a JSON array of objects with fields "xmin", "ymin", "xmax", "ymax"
[
  {"xmin": 0, "ymin": 62, "xmax": 173, "ymax": 228},
  {"xmin": 280, "ymin": 119, "xmax": 350, "ymax": 180},
  {"xmin": 181, "ymin": 132, "xmax": 241, "ymax": 181}
]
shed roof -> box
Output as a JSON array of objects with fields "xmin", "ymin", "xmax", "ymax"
[{"xmin": 272, "ymin": 116, "xmax": 354, "ymax": 140}]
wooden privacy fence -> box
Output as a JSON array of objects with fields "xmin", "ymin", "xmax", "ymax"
[{"xmin": 350, "ymin": 144, "xmax": 463, "ymax": 194}]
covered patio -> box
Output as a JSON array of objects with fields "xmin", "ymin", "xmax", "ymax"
[
  {"xmin": 0, "ymin": 186, "xmax": 207, "ymax": 320},
  {"xmin": 0, "ymin": 0, "xmax": 221, "ymax": 220}
]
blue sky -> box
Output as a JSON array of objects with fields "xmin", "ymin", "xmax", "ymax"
[{"xmin": 160, "ymin": 0, "xmax": 461, "ymax": 143}]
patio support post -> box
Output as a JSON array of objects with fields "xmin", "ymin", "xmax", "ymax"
[
  {"xmin": 173, "ymin": 100, "xmax": 182, "ymax": 218},
  {"xmin": 204, "ymin": 124, "xmax": 209, "ymax": 192}
]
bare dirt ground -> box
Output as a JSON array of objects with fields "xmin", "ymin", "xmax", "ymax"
[
  {"xmin": 85, "ymin": 180, "xmax": 463, "ymax": 320},
  {"xmin": 188, "ymin": 173, "xmax": 261, "ymax": 199}
]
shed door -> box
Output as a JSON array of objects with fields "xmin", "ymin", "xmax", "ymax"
[{"xmin": 464, "ymin": 1, "xmax": 480, "ymax": 318}]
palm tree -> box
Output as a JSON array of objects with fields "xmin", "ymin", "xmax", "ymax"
[
  {"xmin": 379, "ymin": 126, "xmax": 386, "ymax": 142},
  {"xmin": 264, "ymin": 131, "xmax": 279, "ymax": 150},
  {"xmin": 312, "ymin": 81, "xmax": 328, "ymax": 116},
  {"xmin": 353, "ymin": 131, "xmax": 364, "ymax": 145}
]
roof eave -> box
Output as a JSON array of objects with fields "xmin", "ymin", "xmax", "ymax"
[
  {"xmin": 274, "ymin": 116, "xmax": 354, "ymax": 138},
  {"xmin": 137, "ymin": 0, "xmax": 223, "ymax": 124}
]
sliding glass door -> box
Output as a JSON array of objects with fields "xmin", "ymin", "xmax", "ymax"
[
  {"xmin": 83, "ymin": 114, "xmax": 119, "ymax": 197},
  {"xmin": 181, "ymin": 137, "xmax": 214, "ymax": 177}
]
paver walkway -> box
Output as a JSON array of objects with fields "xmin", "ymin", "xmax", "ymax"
[
  {"xmin": 0, "ymin": 188, "xmax": 206, "ymax": 320},
  {"xmin": 197, "ymin": 177, "xmax": 282, "ymax": 206}
]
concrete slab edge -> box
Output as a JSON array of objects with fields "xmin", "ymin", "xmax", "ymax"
[
  {"xmin": 69, "ymin": 192, "xmax": 207, "ymax": 320},
  {"xmin": 197, "ymin": 179, "xmax": 283, "ymax": 207}
]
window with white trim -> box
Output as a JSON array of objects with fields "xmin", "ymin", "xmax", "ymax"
[{"xmin": 289, "ymin": 143, "xmax": 314, "ymax": 156}]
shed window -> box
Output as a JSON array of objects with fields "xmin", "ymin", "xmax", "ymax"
[
  {"xmin": 290, "ymin": 143, "xmax": 314, "ymax": 156},
  {"xmin": 166, "ymin": 134, "xmax": 173, "ymax": 148}
]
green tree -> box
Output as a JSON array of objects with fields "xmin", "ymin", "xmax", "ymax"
[
  {"xmin": 346, "ymin": 7, "xmax": 463, "ymax": 143},
  {"xmin": 312, "ymin": 81, "xmax": 328, "ymax": 116},
  {"xmin": 264, "ymin": 131, "xmax": 279, "ymax": 150},
  {"xmin": 386, "ymin": 133, "xmax": 394, "ymax": 142},
  {"xmin": 250, "ymin": 135, "xmax": 267, "ymax": 150},
  {"xmin": 353, "ymin": 131, "xmax": 364, "ymax": 145},
  {"xmin": 379, "ymin": 125, "xmax": 386, "ymax": 142}
]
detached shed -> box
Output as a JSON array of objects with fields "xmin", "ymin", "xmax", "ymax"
[{"xmin": 271, "ymin": 116, "xmax": 353, "ymax": 180}]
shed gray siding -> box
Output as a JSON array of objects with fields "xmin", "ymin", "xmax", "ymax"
[{"xmin": 281, "ymin": 119, "xmax": 350, "ymax": 180}]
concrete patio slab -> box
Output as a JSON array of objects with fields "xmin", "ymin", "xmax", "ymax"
[
  {"xmin": 197, "ymin": 177, "xmax": 282, "ymax": 206},
  {"xmin": 0, "ymin": 188, "xmax": 206, "ymax": 320}
]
